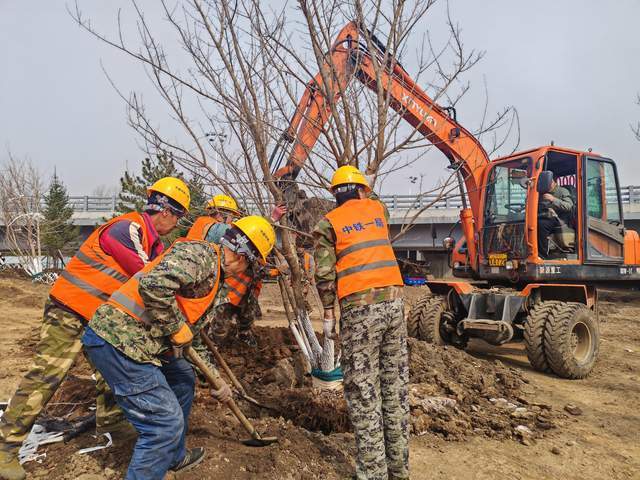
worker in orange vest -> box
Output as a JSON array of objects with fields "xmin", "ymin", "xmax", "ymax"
[
  {"xmin": 82, "ymin": 216, "xmax": 276, "ymax": 478},
  {"xmin": 0, "ymin": 177, "xmax": 191, "ymax": 480},
  {"xmin": 313, "ymin": 166, "xmax": 408, "ymax": 480},
  {"xmin": 187, "ymin": 195, "xmax": 287, "ymax": 347},
  {"xmin": 186, "ymin": 194, "xmax": 242, "ymax": 242}
]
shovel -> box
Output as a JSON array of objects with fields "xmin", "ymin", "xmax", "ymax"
[
  {"xmin": 186, "ymin": 347, "xmax": 278, "ymax": 447},
  {"xmin": 199, "ymin": 332, "xmax": 275, "ymax": 411}
]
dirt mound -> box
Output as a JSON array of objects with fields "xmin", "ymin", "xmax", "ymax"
[
  {"xmin": 215, "ymin": 327, "xmax": 557, "ymax": 442},
  {"xmin": 407, "ymin": 338, "xmax": 554, "ymax": 440}
]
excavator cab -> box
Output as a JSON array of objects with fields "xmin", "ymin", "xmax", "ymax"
[{"xmin": 478, "ymin": 147, "xmax": 632, "ymax": 278}]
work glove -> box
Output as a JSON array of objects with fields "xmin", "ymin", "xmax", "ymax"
[
  {"xmin": 170, "ymin": 323, "xmax": 194, "ymax": 358},
  {"xmin": 211, "ymin": 380, "xmax": 233, "ymax": 404},
  {"xmin": 323, "ymin": 309, "xmax": 336, "ymax": 340}
]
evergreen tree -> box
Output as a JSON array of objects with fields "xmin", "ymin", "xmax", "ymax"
[
  {"xmin": 117, "ymin": 154, "xmax": 183, "ymax": 213},
  {"xmin": 42, "ymin": 172, "xmax": 79, "ymax": 269}
]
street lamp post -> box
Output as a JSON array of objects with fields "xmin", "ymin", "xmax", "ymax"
[{"xmin": 206, "ymin": 132, "xmax": 228, "ymax": 176}]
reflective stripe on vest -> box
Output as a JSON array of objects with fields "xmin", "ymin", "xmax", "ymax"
[
  {"xmin": 186, "ymin": 216, "xmax": 218, "ymax": 241},
  {"xmin": 107, "ymin": 239, "xmax": 222, "ymax": 325},
  {"xmin": 325, "ymin": 198, "xmax": 403, "ymax": 299},
  {"xmin": 59, "ymin": 271, "xmax": 110, "ymax": 302},
  {"xmin": 225, "ymin": 271, "xmax": 253, "ymax": 306},
  {"xmin": 49, "ymin": 212, "xmax": 152, "ymax": 321}
]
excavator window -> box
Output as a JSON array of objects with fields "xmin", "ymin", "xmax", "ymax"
[
  {"xmin": 584, "ymin": 158, "xmax": 624, "ymax": 261},
  {"xmin": 482, "ymin": 158, "xmax": 531, "ymax": 258},
  {"xmin": 485, "ymin": 158, "xmax": 530, "ymax": 224}
]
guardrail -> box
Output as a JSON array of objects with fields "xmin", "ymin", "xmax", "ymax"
[{"xmin": 64, "ymin": 185, "xmax": 640, "ymax": 212}]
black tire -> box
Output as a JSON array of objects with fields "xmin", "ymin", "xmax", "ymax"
[
  {"xmin": 407, "ymin": 293, "xmax": 448, "ymax": 345},
  {"xmin": 543, "ymin": 302, "xmax": 599, "ymax": 379},
  {"xmin": 523, "ymin": 301, "xmax": 561, "ymax": 373},
  {"xmin": 406, "ymin": 296, "xmax": 422, "ymax": 338}
]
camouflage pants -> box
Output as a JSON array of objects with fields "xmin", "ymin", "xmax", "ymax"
[
  {"xmin": 0, "ymin": 299, "xmax": 123, "ymax": 454},
  {"xmin": 211, "ymin": 296, "xmax": 261, "ymax": 341},
  {"xmin": 341, "ymin": 298, "xmax": 409, "ymax": 480}
]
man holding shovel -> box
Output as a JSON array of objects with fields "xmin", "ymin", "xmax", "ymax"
[
  {"xmin": 0, "ymin": 177, "xmax": 190, "ymax": 480},
  {"xmin": 81, "ymin": 216, "xmax": 276, "ymax": 479},
  {"xmin": 313, "ymin": 166, "xmax": 408, "ymax": 480},
  {"xmin": 187, "ymin": 195, "xmax": 287, "ymax": 347}
]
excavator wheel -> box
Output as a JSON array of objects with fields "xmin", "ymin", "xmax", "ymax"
[
  {"xmin": 523, "ymin": 300, "xmax": 562, "ymax": 373},
  {"xmin": 407, "ymin": 293, "xmax": 463, "ymax": 347},
  {"xmin": 543, "ymin": 302, "xmax": 599, "ymax": 379}
]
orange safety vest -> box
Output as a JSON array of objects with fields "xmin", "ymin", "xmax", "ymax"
[
  {"xmin": 186, "ymin": 216, "xmax": 219, "ymax": 241},
  {"xmin": 225, "ymin": 271, "xmax": 262, "ymax": 307},
  {"xmin": 50, "ymin": 212, "xmax": 152, "ymax": 321},
  {"xmin": 107, "ymin": 239, "xmax": 221, "ymax": 325},
  {"xmin": 302, "ymin": 251, "xmax": 314, "ymax": 275},
  {"xmin": 325, "ymin": 198, "xmax": 403, "ymax": 299}
]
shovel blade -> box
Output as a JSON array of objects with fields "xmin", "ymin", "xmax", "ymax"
[{"xmin": 241, "ymin": 436, "xmax": 279, "ymax": 447}]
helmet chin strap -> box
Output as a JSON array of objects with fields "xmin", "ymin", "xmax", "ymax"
[{"xmin": 220, "ymin": 229, "xmax": 259, "ymax": 263}]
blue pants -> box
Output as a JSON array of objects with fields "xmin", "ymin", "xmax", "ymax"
[{"xmin": 82, "ymin": 327, "xmax": 195, "ymax": 480}]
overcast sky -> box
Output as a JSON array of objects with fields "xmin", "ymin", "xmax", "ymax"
[{"xmin": 1, "ymin": 1, "xmax": 639, "ymax": 194}]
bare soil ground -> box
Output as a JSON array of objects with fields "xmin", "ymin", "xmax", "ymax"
[{"xmin": 0, "ymin": 278, "xmax": 638, "ymax": 479}]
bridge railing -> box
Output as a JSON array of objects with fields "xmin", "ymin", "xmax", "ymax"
[
  {"xmin": 65, "ymin": 185, "xmax": 640, "ymax": 213},
  {"xmin": 68, "ymin": 195, "xmax": 119, "ymax": 212}
]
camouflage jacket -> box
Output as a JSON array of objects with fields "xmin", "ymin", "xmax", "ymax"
[
  {"xmin": 90, "ymin": 241, "xmax": 226, "ymax": 368},
  {"xmin": 313, "ymin": 196, "xmax": 402, "ymax": 310},
  {"xmin": 539, "ymin": 185, "xmax": 574, "ymax": 220}
]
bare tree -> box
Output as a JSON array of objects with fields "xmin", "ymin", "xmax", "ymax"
[
  {"xmin": 0, "ymin": 153, "xmax": 45, "ymax": 276},
  {"xmin": 69, "ymin": 0, "xmax": 519, "ymax": 373}
]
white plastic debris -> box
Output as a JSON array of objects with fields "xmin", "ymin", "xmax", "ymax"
[
  {"xmin": 18, "ymin": 425, "xmax": 64, "ymax": 464},
  {"xmin": 77, "ymin": 433, "xmax": 113, "ymax": 455}
]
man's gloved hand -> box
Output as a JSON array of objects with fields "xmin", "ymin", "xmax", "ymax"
[
  {"xmin": 211, "ymin": 380, "xmax": 233, "ymax": 403},
  {"xmin": 170, "ymin": 323, "xmax": 194, "ymax": 358},
  {"xmin": 323, "ymin": 308, "xmax": 336, "ymax": 340},
  {"xmin": 270, "ymin": 203, "xmax": 288, "ymax": 222}
]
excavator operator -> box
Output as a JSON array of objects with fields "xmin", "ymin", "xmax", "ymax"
[{"xmin": 537, "ymin": 170, "xmax": 574, "ymax": 257}]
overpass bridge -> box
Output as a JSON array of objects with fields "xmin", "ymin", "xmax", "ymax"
[{"xmin": 3, "ymin": 187, "xmax": 640, "ymax": 276}]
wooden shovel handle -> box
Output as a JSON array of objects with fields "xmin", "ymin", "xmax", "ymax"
[
  {"xmin": 185, "ymin": 346, "xmax": 260, "ymax": 439},
  {"xmin": 200, "ymin": 332, "xmax": 246, "ymax": 395}
]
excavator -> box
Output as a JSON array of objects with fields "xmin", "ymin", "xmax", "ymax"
[{"xmin": 268, "ymin": 21, "xmax": 640, "ymax": 379}]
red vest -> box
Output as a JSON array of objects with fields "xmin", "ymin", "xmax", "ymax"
[
  {"xmin": 50, "ymin": 212, "xmax": 152, "ymax": 320},
  {"xmin": 325, "ymin": 199, "xmax": 402, "ymax": 299}
]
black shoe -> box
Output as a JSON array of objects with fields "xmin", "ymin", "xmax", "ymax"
[{"xmin": 170, "ymin": 447, "xmax": 205, "ymax": 472}]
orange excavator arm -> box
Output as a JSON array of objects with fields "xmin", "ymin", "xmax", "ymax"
[{"xmin": 269, "ymin": 21, "xmax": 490, "ymax": 221}]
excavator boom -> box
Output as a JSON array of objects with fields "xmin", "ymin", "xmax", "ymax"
[{"xmin": 270, "ymin": 21, "xmax": 490, "ymax": 223}]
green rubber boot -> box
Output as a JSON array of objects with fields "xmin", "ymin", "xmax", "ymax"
[{"xmin": 0, "ymin": 449, "xmax": 25, "ymax": 480}]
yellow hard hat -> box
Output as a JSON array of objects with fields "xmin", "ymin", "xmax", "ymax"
[
  {"xmin": 147, "ymin": 177, "xmax": 191, "ymax": 211},
  {"xmin": 232, "ymin": 215, "xmax": 276, "ymax": 261},
  {"xmin": 330, "ymin": 165, "xmax": 371, "ymax": 192},
  {"xmin": 207, "ymin": 194, "xmax": 241, "ymax": 216}
]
